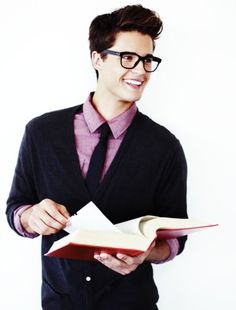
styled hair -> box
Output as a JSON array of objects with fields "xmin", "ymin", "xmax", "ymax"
[{"xmin": 88, "ymin": 4, "xmax": 163, "ymax": 78}]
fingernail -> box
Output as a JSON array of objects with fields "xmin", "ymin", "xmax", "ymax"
[
  {"xmin": 100, "ymin": 253, "xmax": 108, "ymax": 259},
  {"xmin": 117, "ymin": 253, "xmax": 124, "ymax": 259},
  {"xmin": 66, "ymin": 221, "xmax": 71, "ymax": 227}
]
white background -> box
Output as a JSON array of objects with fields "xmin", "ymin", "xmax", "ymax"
[{"xmin": 0, "ymin": 0, "xmax": 235, "ymax": 309}]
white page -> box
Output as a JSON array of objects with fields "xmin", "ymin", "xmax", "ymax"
[
  {"xmin": 115, "ymin": 216, "xmax": 156, "ymax": 235},
  {"xmin": 64, "ymin": 201, "xmax": 121, "ymax": 234}
]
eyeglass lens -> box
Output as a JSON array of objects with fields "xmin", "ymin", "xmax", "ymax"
[{"xmin": 121, "ymin": 54, "xmax": 158, "ymax": 72}]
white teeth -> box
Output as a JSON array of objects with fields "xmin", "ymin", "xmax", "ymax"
[{"xmin": 124, "ymin": 79, "xmax": 142, "ymax": 86}]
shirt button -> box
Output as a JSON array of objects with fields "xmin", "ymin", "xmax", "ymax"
[{"xmin": 85, "ymin": 276, "xmax": 91, "ymax": 282}]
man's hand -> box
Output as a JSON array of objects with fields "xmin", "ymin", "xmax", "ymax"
[
  {"xmin": 20, "ymin": 198, "xmax": 70, "ymax": 235},
  {"xmin": 94, "ymin": 242, "xmax": 156, "ymax": 275}
]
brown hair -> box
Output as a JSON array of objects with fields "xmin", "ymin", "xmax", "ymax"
[
  {"xmin": 89, "ymin": 5, "xmax": 163, "ymax": 54},
  {"xmin": 89, "ymin": 4, "xmax": 163, "ymax": 77}
]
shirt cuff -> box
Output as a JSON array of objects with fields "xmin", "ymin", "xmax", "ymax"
[
  {"xmin": 151, "ymin": 238, "xmax": 179, "ymax": 264},
  {"xmin": 14, "ymin": 205, "xmax": 39, "ymax": 238}
]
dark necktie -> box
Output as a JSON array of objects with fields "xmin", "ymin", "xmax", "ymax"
[{"xmin": 86, "ymin": 122, "xmax": 111, "ymax": 195}]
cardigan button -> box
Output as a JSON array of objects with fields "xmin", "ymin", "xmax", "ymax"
[{"xmin": 85, "ymin": 276, "xmax": 91, "ymax": 282}]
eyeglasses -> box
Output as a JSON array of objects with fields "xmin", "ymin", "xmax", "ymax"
[{"xmin": 101, "ymin": 49, "xmax": 162, "ymax": 73}]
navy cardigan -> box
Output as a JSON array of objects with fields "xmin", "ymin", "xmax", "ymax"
[{"xmin": 6, "ymin": 105, "xmax": 188, "ymax": 310}]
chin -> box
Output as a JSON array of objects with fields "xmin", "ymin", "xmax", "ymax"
[
  {"xmin": 127, "ymin": 94, "xmax": 142, "ymax": 103},
  {"xmin": 122, "ymin": 91, "xmax": 143, "ymax": 103}
]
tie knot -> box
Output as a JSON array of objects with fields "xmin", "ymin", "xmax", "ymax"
[{"xmin": 100, "ymin": 122, "xmax": 111, "ymax": 142}]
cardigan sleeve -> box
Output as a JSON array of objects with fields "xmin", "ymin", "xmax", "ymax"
[
  {"xmin": 6, "ymin": 125, "xmax": 39, "ymax": 235},
  {"xmin": 155, "ymin": 139, "xmax": 188, "ymax": 254}
]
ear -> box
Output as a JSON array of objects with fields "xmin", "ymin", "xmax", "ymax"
[{"xmin": 91, "ymin": 51, "xmax": 104, "ymax": 71}]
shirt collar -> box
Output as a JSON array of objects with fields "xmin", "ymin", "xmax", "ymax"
[{"xmin": 83, "ymin": 93, "xmax": 138, "ymax": 139}]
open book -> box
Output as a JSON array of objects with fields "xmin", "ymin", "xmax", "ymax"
[{"xmin": 45, "ymin": 202, "xmax": 218, "ymax": 260}]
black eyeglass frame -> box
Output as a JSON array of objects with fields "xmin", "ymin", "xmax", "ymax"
[{"xmin": 101, "ymin": 49, "xmax": 162, "ymax": 72}]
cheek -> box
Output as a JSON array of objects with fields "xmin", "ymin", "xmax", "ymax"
[
  {"xmin": 145, "ymin": 72, "xmax": 151, "ymax": 81},
  {"xmin": 107, "ymin": 69, "xmax": 129, "ymax": 85}
]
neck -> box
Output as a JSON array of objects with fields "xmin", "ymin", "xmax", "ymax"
[{"xmin": 92, "ymin": 90, "xmax": 134, "ymax": 121}]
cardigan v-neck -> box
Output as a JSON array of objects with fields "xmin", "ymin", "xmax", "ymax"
[{"xmin": 48, "ymin": 103, "xmax": 141, "ymax": 202}]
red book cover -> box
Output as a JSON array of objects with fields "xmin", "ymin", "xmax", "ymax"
[{"xmin": 45, "ymin": 202, "xmax": 218, "ymax": 260}]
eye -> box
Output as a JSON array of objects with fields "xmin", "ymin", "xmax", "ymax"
[
  {"xmin": 122, "ymin": 54, "xmax": 136, "ymax": 62},
  {"xmin": 144, "ymin": 57, "xmax": 153, "ymax": 64}
]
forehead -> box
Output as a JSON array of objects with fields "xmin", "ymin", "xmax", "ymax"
[{"xmin": 112, "ymin": 31, "xmax": 154, "ymax": 55}]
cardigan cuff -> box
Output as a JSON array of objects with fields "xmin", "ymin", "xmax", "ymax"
[
  {"xmin": 151, "ymin": 238, "xmax": 179, "ymax": 264},
  {"xmin": 14, "ymin": 205, "xmax": 39, "ymax": 238}
]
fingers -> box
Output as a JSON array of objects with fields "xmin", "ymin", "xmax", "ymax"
[
  {"xmin": 41, "ymin": 199, "xmax": 70, "ymax": 226},
  {"xmin": 94, "ymin": 253, "xmax": 139, "ymax": 275},
  {"xmin": 116, "ymin": 253, "xmax": 145, "ymax": 265},
  {"xmin": 27, "ymin": 199, "xmax": 70, "ymax": 235},
  {"xmin": 94, "ymin": 243, "xmax": 156, "ymax": 275}
]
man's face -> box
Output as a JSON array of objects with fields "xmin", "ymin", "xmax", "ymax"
[{"xmin": 95, "ymin": 31, "xmax": 154, "ymax": 104}]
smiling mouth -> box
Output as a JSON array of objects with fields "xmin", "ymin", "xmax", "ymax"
[{"xmin": 124, "ymin": 79, "xmax": 144, "ymax": 87}]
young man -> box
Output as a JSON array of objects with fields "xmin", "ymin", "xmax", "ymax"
[{"xmin": 6, "ymin": 5, "xmax": 188, "ymax": 310}]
